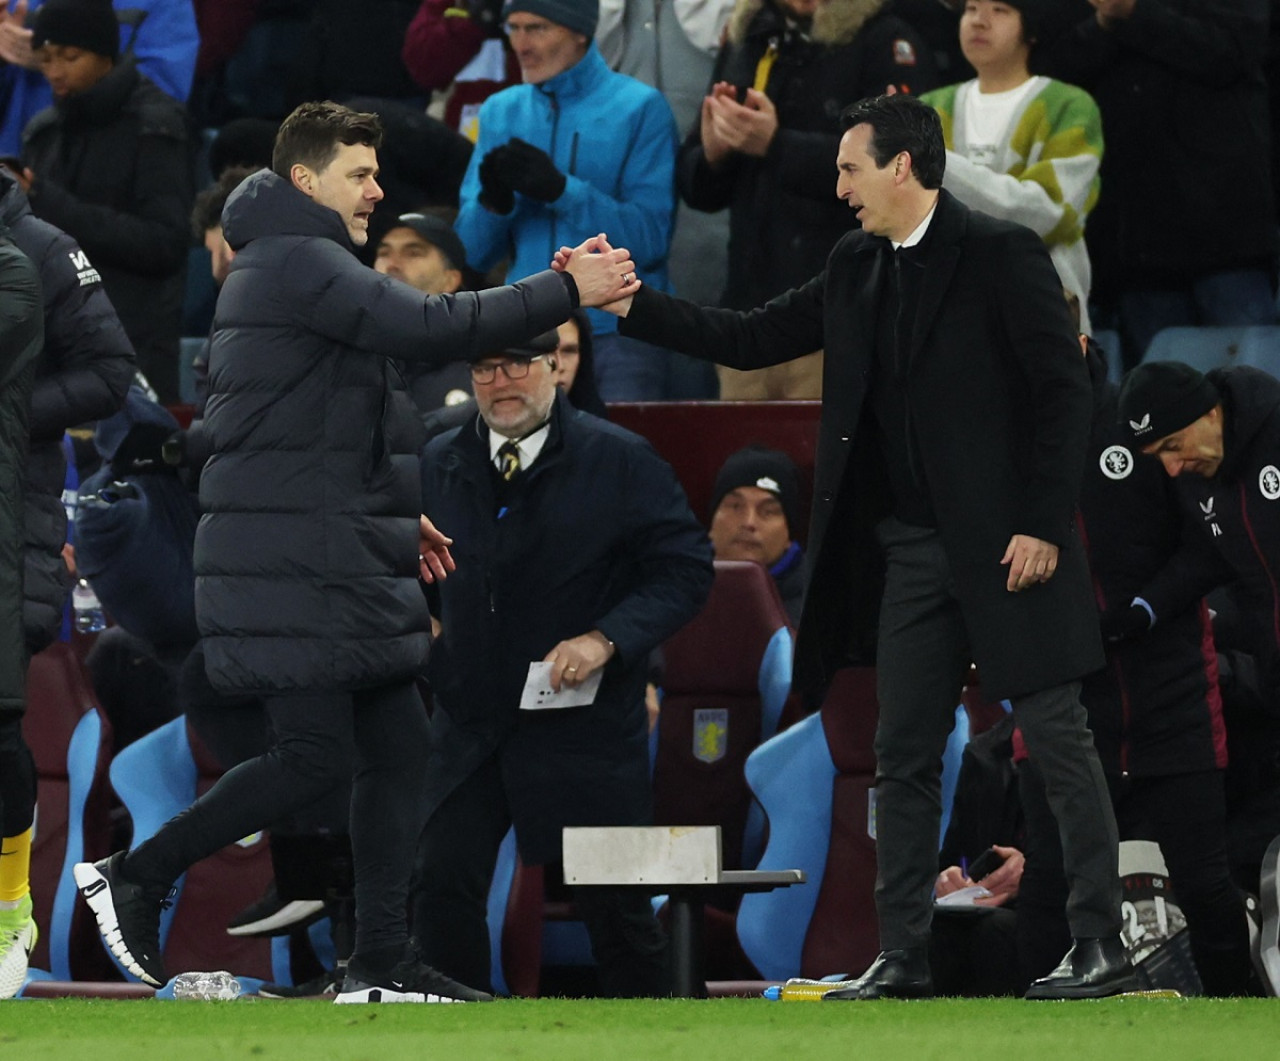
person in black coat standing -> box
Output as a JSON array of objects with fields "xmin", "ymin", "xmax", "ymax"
[
  {"xmin": 19, "ymin": 0, "xmax": 193, "ymax": 403},
  {"xmin": 0, "ymin": 229, "xmax": 46, "ymax": 1000},
  {"xmin": 588, "ymin": 93, "xmax": 1132, "ymax": 1000},
  {"xmin": 0, "ymin": 169, "xmax": 134, "ymax": 658},
  {"xmin": 71, "ymin": 100, "xmax": 642, "ymax": 1004},
  {"xmin": 413, "ymin": 331, "xmax": 713, "ymax": 996}
]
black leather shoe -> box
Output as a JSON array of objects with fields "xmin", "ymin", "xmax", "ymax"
[
  {"xmin": 1024, "ymin": 937, "xmax": 1141, "ymax": 999},
  {"xmin": 822, "ymin": 949, "xmax": 933, "ymax": 1000}
]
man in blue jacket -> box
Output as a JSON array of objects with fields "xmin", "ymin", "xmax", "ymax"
[
  {"xmin": 73, "ymin": 100, "xmax": 640, "ymax": 1005},
  {"xmin": 455, "ymin": 0, "xmax": 679, "ymax": 401},
  {"xmin": 413, "ymin": 331, "xmax": 713, "ymax": 996}
]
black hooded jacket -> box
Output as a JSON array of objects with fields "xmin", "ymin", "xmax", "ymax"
[
  {"xmin": 0, "ymin": 232, "xmax": 44, "ymax": 713},
  {"xmin": 196, "ymin": 169, "xmax": 577, "ymax": 694},
  {"xmin": 0, "ymin": 172, "xmax": 134, "ymax": 654},
  {"xmin": 1077, "ymin": 344, "xmax": 1224, "ymax": 778}
]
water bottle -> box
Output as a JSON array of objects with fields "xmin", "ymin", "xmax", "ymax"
[
  {"xmin": 72, "ymin": 578, "xmax": 106, "ymax": 634},
  {"xmin": 762, "ymin": 976, "xmax": 860, "ymax": 1001},
  {"xmin": 171, "ymin": 970, "xmax": 242, "ymax": 1001}
]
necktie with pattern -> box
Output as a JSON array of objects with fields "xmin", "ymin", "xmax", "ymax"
[{"xmin": 498, "ymin": 440, "xmax": 521, "ymax": 481}]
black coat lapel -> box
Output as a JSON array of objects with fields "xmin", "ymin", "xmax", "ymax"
[{"xmin": 910, "ymin": 191, "xmax": 966, "ymax": 369}]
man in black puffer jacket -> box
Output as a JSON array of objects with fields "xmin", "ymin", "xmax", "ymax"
[
  {"xmin": 72, "ymin": 100, "xmax": 639, "ymax": 1004},
  {"xmin": 0, "ymin": 169, "xmax": 134, "ymax": 658},
  {"xmin": 0, "ymin": 230, "xmax": 46, "ymax": 1000}
]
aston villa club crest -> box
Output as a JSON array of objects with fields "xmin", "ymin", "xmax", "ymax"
[
  {"xmin": 1261, "ymin": 466, "xmax": 1280, "ymax": 501},
  {"xmin": 693, "ymin": 708, "xmax": 728, "ymax": 764},
  {"xmin": 1100, "ymin": 445, "xmax": 1133, "ymax": 480}
]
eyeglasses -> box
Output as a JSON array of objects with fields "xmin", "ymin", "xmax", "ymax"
[{"xmin": 469, "ymin": 356, "xmax": 547, "ymax": 384}]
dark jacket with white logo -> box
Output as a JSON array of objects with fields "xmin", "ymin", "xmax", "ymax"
[
  {"xmin": 197, "ymin": 170, "xmax": 576, "ymax": 694},
  {"xmin": 1141, "ymin": 366, "xmax": 1280, "ymax": 679},
  {"xmin": 679, "ymin": 0, "xmax": 937, "ymax": 310},
  {"xmin": 1077, "ymin": 345, "xmax": 1225, "ymax": 778},
  {"xmin": 0, "ymin": 232, "xmax": 44, "ymax": 714},
  {"xmin": 0, "ymin": 172, "xmax": 134, "ymax": 654},
  {"xmin": 419, "ymin": 392, "xmax": 713, "ymax": 862}
]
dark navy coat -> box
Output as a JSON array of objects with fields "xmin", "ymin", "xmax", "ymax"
[
  {"xmin": 622, "ymin": 190, "xmax": 1104, "ymax": 700},
  {"xmin": 420, "ymin": 393, "xmax": 713, "ymax": 863},
  {"xmin": 196, "ymin": 170, "xmax": 576, "ymax": 694}
]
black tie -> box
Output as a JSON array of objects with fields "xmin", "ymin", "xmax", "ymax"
[{"xmin": 497, "ymin": 441, "xmax": 521, "ymax": 481}]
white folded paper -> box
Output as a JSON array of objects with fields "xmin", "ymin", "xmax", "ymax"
[{"xmin": 519, "ymin": 661, "xmax": 603, "ymax": 711}]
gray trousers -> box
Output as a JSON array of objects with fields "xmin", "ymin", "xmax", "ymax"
[{"xmin": 872, "ymin": 518, "xmax": 1121, "ymax": 950}]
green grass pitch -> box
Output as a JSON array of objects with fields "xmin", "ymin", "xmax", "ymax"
[{"xmin": 2, "ymin": 997, "xmax": 1275, "ymax": 1061}]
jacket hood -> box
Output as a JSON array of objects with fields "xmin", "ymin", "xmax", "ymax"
[
  {"xmin": 729, "ymin": 0, "xmax": 886, "ymax": 47},
  {"xmin": 0, "ymin": 170, "xmax": 31, "ymax": 228},
  {"xmin": 1210, "ymin": 366, "xmax": 1280, "ymax": 482},
  {"xmin": 221, "ymin": 168, "xmax": 355, "ymax": 252}
]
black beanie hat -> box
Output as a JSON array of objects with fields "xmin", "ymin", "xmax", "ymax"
[
  {"xmin": 502, "ymin": 0, "xmax": 598, "ymax": 38},
  {"xmin": 710, "ymin": 446, "xmax": 800, "ymax": 535},
  {"xmin": 32, "ymin": 0, "xmax": 119, "ymax": 61},
  {"xmin": 1117, "ymin": 361, "xmax": 1220, "ymax": 446}
]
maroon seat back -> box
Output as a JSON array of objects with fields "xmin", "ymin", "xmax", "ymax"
[
  {"xmin": 653, "ymin": 561, "xmax": 791, "ymax": 869},
  {"xmin": 801, "ymin": 667, "xmax": 881, "ymax": 977},
  {"xmin": 21, "ymin": 642, "xmax": 116, "ymax": 979}
]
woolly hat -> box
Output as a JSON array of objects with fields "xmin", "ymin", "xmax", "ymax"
[
  {"xmin": 393, "ymin": 212, "xmax": 469, "ymax": 272},
  {"xmin": 32, "ymin": 0, "xmax": 119, "ymax": 60},
  {"xmin": 502, "ymin": 0, "xmax": 598, "ymax": 38},
  {"xmin": 710, "ymin": 446, "xmax": 801, "ymax": 535},
  {"xmin": 1117, "ymin": 361, "xmax": 1221, "ymax": 446}
]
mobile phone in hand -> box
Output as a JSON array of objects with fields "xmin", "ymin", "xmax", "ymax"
[{"xmin": 967, "ymin": 847, "xmax": 1006, "ymax": 882}]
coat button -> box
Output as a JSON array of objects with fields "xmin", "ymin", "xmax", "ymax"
[
  {"xmin": 840, "ymin": 436, "xmax": 850, "ymax": 443},
  {"xmin": 821, "ymin": 491, "xmax": 833, "ymax": 502}
]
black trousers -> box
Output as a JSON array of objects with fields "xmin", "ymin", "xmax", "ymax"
[
  {"xmin": 123, "ymin": 674, "xmax": 428, "ymax": 957},
  {"xmin": 872, "ymin": 518, "xmax": 1120, "ymax": 951},
  {"xmin": 412, "ymin": 753, "xmax": 669, "ymax": 997},
  {"xmin": 1019, "ymin": 762, "xmax": 1253, "ymax": 995}
]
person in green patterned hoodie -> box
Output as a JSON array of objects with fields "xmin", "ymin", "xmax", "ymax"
[{"xmin": 921, "ymin": 0, "xmax": 1102, "ymax": 332}]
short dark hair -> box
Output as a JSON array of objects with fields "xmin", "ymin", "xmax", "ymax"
[
  {"xmin": 840, "ymin": 94, "xmax": 945, "ymax": 190},
  {"xmin": 271, "ymin": 101, "xmax": 383, "ymax": 180},
  {"xmin": 191, "ymin": 165, "xmax": 259, "ymax": 238}
]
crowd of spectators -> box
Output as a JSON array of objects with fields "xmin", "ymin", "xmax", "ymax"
[{"xmin": 0, "ymin": 0, "xmax": 1273, "ymax": 404}]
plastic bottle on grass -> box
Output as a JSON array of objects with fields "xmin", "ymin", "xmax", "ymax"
[
  {"xmin": 762, "ymin": 977, "xmax": 860, "ymax": 1001},
  {"xmin": 172, "ymin": 970, "xmax": 241, "ymax": 1000}
]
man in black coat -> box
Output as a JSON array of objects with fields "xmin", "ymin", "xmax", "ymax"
[
  {"xmin": 585, "ymin": 93, "xmax": 1132, "ymax": 1000},
  {"xmin": 0, "ymin": 168, "xmax": 134, "ymax": 657},
  {"xmin": 72, "ymin": 100, "xmax": 641, "ymax": 1004},
  {"xmin": 19, "ymin": 0, "xmax": 193, "ymax": 402},
  {"xmin": 0, "ymin": 229, "xmax": 46, "ymax": 1000},
  {"xmin": 413, "ymin": 331, "xmax": 713, "ymax": 996}
]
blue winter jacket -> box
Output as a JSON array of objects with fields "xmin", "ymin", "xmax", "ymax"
[{"xmin": 454, "ymin": 44, "xmax": 677, "ymax": 338}]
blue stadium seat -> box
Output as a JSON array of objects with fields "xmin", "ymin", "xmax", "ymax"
[{"xmin": 1143, "ymin": 326, "xmax": 1251, "ymax": 374}]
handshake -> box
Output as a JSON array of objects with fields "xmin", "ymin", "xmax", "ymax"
[{"xmin": 555, "ymin": 234, "xmax": 642, "ymax": 311}]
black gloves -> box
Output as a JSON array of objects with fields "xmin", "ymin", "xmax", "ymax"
[
  {"xmin": 109, "ymin": 422, "xmax": 181, "ymax": 478},
  {"xmin": 478, "ymin": 147, "xmax": 515, "ymax": 215},
  {"xmin": 478, "ymin": 138, "xmax": 567, "ymax": 213},
  {"xmin": 499, "ymin": 138, "xmax": 566, "ymax": 202},
  {"xmin": 1100, "ymin": 601, "xmax": 1153, "ymax": 643}
]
